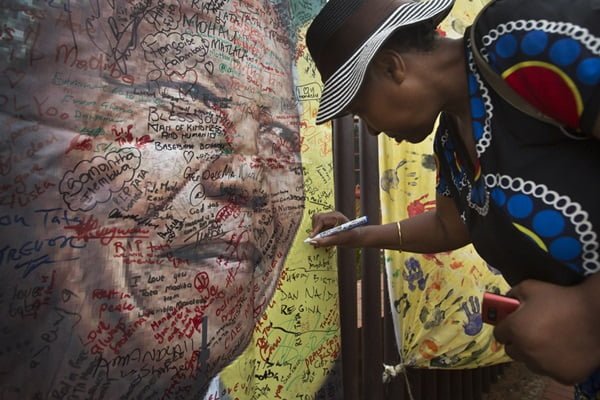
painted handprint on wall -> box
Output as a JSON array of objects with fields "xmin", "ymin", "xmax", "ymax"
[
  {"xmin": 407, "ymin": 193, "xmax": 436, "ymax": 217},
  {"xmin": 380, "ymin": 160, "xmax": 407, "ymax": 199},
  {"xmin": 403, "ymin": 257, "xmax": 428, "ymax": 292},
  {"xmin": 393, "ymin": 293, "xmax": 411, "ymax": 318},
  {"xmin": 461, "ymin": 295, "xmax": 483, "ymax": 336},
  {"xmin": 419, "ymin": 303, "xmax": 446, "ymax": 330}
]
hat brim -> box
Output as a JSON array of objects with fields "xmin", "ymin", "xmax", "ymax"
[{"xmin": 315, "ymin": 0, "xmax": 455, "ymax": 125}]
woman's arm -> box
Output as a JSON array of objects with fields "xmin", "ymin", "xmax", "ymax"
[{"xmin": 309, "ymin": 193, "xmax": 471, "ymax": 252}]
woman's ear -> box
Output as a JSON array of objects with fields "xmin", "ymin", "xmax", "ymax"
[{"xmin": 371, "ymin": 49, "xmax": 406, "ymax": 84}]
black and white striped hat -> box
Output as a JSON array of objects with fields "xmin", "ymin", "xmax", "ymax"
[{"xmin": 306, "ymin": 0, "xmax": 455, "ymax": 124}]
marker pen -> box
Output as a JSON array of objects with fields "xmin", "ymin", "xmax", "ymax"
[{"xmin": 304, "ymin": 216, "xmax": 368, "ymax": 243}]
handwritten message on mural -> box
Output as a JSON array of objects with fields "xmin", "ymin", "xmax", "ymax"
[{"xmin": 0, "ymin": 0, "xmax": 340, "ymax": 398}]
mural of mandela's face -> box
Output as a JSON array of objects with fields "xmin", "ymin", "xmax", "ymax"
[{"xmin": 0, "ymin": 0, "xmax": 304, "ymax": 398}]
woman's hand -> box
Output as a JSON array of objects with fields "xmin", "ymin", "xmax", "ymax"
[
  {"xmin": 493, "ymin": 278, "xmax": 600, "ymax": 385},
  {"xmin": 309, "ymin": 211, "xmax": 362, "ymax": 248}
]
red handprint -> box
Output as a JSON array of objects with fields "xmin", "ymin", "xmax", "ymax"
[{"xmin": 407, "ymin": 193, "xmax": 436, "ymax": 217}]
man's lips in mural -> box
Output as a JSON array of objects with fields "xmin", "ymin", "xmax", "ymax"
[{"xmin": 163, "ymin": 240, "xmax": 263, "ymax": 267}]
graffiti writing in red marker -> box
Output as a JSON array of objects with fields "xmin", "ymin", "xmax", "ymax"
[
  {"xmin": 65, "ymin": 134, "xmax": 92, "ymax": 154},
  {"xmin": 65, "ymin": 215, "xmax": 149, "ymax": 245},
  {"xmin": 215, "ymin": 203, "xmax": 241, "ymax": 223},
  {"xmin": 194, "ymin": 272, "xmax": 225, "ymax": 303}
]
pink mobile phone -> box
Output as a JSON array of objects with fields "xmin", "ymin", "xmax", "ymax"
[{"xmin": 482, "ymin": 292, "xmax": 520, "ymax": 325}]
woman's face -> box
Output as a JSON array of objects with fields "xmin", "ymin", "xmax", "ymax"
[
  {"xmin": 349, "ymin": 53, "xmax": 439, "ymax": 143},
  {"xmin": 0, "ymin": 0, "xmax": 303, "ymax": 397}
]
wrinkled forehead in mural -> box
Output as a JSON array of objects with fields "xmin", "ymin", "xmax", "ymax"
[{"xmin": 0, "ymin": 0, "xmax": 304, "ymax": 398}]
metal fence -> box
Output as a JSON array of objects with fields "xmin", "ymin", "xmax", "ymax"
[{"xmin": 332, "ymin": 116, "xmax": 509, "ymax": 400}]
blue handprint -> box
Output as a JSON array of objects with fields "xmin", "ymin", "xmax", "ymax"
[
  {"xmin": 461, "ymin": 295, "xmax": 482, "ymax": 336},
  {"xmin": 403, "ymin": 257, "xmax": 427, "ymax": 291}
]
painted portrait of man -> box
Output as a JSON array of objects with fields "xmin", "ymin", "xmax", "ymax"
[{"xmin": 0, "ymin": 0, "xmax": 306, "ymax": 398}]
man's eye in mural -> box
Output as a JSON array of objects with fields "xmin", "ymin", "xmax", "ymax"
[
  {"xmin": 259, "ymin": 122, "xmax": 302, "ymax": 155},
  {"xmin": 221, "ymin": 185, "xmax": 251, "ymax": 205}
]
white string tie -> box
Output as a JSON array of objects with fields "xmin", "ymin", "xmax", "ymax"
[{"xmin": 382, "ymin": 363, "xmax": 415, "ymax": 400}]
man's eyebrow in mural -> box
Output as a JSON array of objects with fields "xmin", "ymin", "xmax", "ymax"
[
  {"xmin": 150, "ymin": 79, "xmax": 233, "ymax": 110},
  {"xmin": 260, "ymin": 121, "xmax": 302, "ymax": 153}
]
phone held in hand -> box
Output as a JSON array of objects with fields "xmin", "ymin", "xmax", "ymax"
[{"xmin": 482, "ymin": 292, "xmax": 520, "ymax": 325}]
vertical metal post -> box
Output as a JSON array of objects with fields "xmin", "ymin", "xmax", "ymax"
[
  {"xmin": 462, "ymin": 369, "xmax": 474, "ymax": 400},
  {"xmin": 423, "ymin": 369, "xmax": 439, "ymax": 399},
  {"xmin": 473, "ymin": 368, "xmax": 483, "ymax": 400},
  {"xmin": 333, "ymin": 116, "xmax": 360, "ymax": 400},
  {"xmin": 384, "ymin": 279, "xmax": 405, "ymax": 399},
  {"xmin": 450, "ymin": 369, "xmax": 464, "ymax": 400},
  {"xmin": 482, "ymin": 366, "xmax": 492, "ymax": 393},
  {"xmin": 358, "ymin": 120, "xmax": 384, "ymax": 400},
  {"xmin": 438, "ymin": 370, "xmax": 452, "ymax": 399},
  {"xmin": 406, "ymin": 369, "xmax": 423, "ymax": 399}
]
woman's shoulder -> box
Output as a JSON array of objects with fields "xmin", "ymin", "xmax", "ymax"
[{"xmin": 472, "ymin": 0, "xmax": 600, "ymax": 133}]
